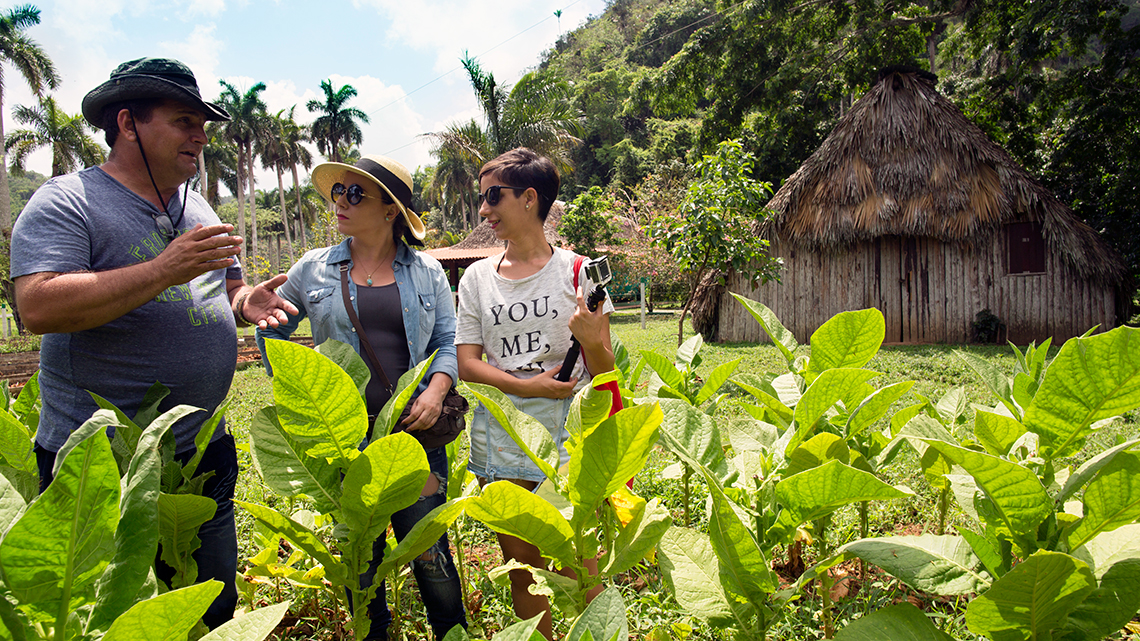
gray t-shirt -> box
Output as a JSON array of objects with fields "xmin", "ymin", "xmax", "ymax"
[
  {"xmin": 455, "ymin": 247, "xmax": 614, "ymax": 389},
  {"xmin": 11, "ymin": 167, "xmax": 241, "ymax": 454}
]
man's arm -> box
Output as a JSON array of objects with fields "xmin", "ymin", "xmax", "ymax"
[
  {"xmin": 16, "ymin": 224, "xmax": 242, "ymax": 335},
  {"xmin": 228, "ymin": 274, "xmax": 299, "ymax": 330}
]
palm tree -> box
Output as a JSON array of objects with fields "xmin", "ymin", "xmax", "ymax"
[
  {"xmin": 216, "ymin": 80, "xmax": 267, "ymax": 265},
  {"xmin": 428, "ymin": 120, "xmax": 484, "ymax": 231},
  {"xmin": 306, "ymin": 79, "xmax": 369, "ymax": 163},
  {"xmin": 201, "ymin": 122, "xmax": 238, "ymax": 209},
  {"xmin": 426, "ymin": 54, "xmax": 581, "ymax": 196},
  {"xmin": 259, "ymin": 107, "xmax": 310, "ymax": 264},
  {"xmin": 0, "ymin": 4, "xmax": 58, "ymax": 231},
  {"xmin": 5, "ymin": 95, "xmax": 105, "ymax": 177}
]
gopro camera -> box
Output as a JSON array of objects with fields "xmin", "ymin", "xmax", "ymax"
[{"xmin": 584, "ymin": 255, "xmax": 612, "ymax": 288}]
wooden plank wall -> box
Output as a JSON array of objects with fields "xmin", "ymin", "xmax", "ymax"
[{"xmin": 721, "ymin": 235, "xmax": 1116, "ymax": 345}]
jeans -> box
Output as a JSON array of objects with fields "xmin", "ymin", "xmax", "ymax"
[
  {"xmin": 354, "ymin": 445, "xmax": 467, "ymax": 640},
  {"xmin": 35, "ymin": 434, "xmax": 239, "ymax": 630}
]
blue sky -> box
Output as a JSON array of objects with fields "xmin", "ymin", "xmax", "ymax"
[{"xmin": 4, "ymin": 0, "xmax": 607, "ymax": 189}]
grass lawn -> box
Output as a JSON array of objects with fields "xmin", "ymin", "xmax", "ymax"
[{"xmin": 203, "ymin": 311, "xmax": 1140, "ymax": 639}]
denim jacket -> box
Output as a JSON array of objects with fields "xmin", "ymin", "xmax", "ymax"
[{"xmin": 257, "ymin": 239, "xmax": 457, "ymax": 391}]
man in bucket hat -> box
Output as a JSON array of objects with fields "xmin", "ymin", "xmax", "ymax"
[{"xmin": 10, "ymin": 57, "xmax": 297, "ymax": 628}]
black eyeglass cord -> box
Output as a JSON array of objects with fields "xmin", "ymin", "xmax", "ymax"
[{"xmin": 130, "ymin": 106, "xmax": 188, "ymax": 242}]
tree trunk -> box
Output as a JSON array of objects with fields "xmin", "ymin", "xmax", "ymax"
[
  {"xmin": 291, "ymin": 164, "xmax": 307, "ymax": 247},
  {"xmin": 0, "ymin": 86, "xmax": 11, "ymax": 232},
  {"xmin": 276, "ymin": 165, "xmax": 294, "ymax": 265},
  {"xmin": 247, "ymin": 144, "xmax": 258, "ymax": 269},
  {"xmin": 198, "ymin": 152, "xmax": 207, "ymax": 198},
  {"xmin": 235, "ymin": 149, "xmax": 247, "ymax": 266}
]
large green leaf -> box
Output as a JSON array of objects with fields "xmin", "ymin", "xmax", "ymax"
[
  {"xmin": 805, "ymin": 308, "xmax": 885, "ymax": 378},
  {"xmin": 784, "ymin": 433, "xmax": 849, "ymax": 478},
  {"xmin": 373, "ymin": 352, "xmax": 435, "ymax": 439},
  {"xmin": 919, "ymin": 439, "xmax": 1052, "ymax": 542},
  {"xmin": 265, "ymin": 339, "xmax": 368, "ymax": 466},
  {"xmin": 1067, "ymin": 451, "xmax": 1140, "ymax": 550},
  {"xmin": 462, "ymin": 383, "xmax": 560, "ymax": 485},
  {"xmin": 248, "ymin": 406, "xmax": 340, "ymax": 513},
  {"xmin": 380, "ymin": 498, "xmax": 471, "ymax": 576},
  {"xmin": 955, "ymin": 350, "xmax": 1019, "ymax": 418},
  {"xmin": 489, "ymin": 559, "xmax": 583, "ymax": 617},
  {"xmin": 198, "ymin": 601, "xmax": 291, "ymax": 641},
  {"xmin": 792, "ymin": 368, "xmax": 881, "ymax": 447},
  {"xmin": 638, "ymin": 350, "xmax": 686, "ymax": 396},
  {"xmin": 466, "ymin": 480, "xmax": 577, "ymax": 567},
  {"xmin": 732, "ymin": 373, "xmax": 794, "ymax": 426},
  {"xmin": 603, "ymin": 498, "xmax": 672, "ymax": 575},
  {"xmin": 974, "ymin": 410, "xmax": 1028, "ymax": 457},
  {"xmin": 485, "ymin": 614, "xmax": 544, "ymax": 641},
  {"xmin": 234, "ymin": 501, "xmax": 348, "ymax": 585},
  {"xmin": 834, "ymin": 602, "xmax": 953, "ymax": 641},
  {"xmin": 101, "ymin": 580, "xmax": 221, "ymax": 641},
  {"xmin": 566, "ymin": 586, "xmax": 627, "ymax": 641},
  {"xmin": 157, "ymin": 493, "xmax": 216, "ymax": 587},
  {"xmin": 770, "ymin": 460, "xmax": 912, "ymax": 543},
  {"xmin": 730, "ymin": 294, "xmax": 799, "ymax": 365},
  {"xmin": 315, "ymin": 338, "xmax": 370, "ymax": 396},
  {"xmin": 566, "ymin": 371, "xmax": 621, "ymax": 441},
  {"xmin": 1058, "ymin": 440, "xmax": 1140, "ymax": 504},
  {"xmin": 695, "ymin": 359, "xmax": 742, "ymax": 406},
  {"xmin": 676, "ymin": 335, "xmax": 703, "ymax": 369},
  {"xmin": 837, "ymin": 535, "xmax": 991, "ymax": 595},
  {"xmin": 658, "ymin": 526, "xmax": 734, "ymax": 623},
  {"xmin": 654, "ymin": 399, "xmax": 726, "ymax": 478},
  {"xmin": 0, "ymin": 412, "xmax": 33, "ymax": 475},
  {"xmin": 0, "ymin": 474, "xmax": 26, "ymax": 534},
  {"xmin": 1023, "ymin": 326, "xmax": 1140, "ymax": 459},
  {"xmin": 89, "ymin": 420, "xmax": 170, "ymax": 632},
  {"xmin": 1058, "ymin": 558, "xmax": 1140, "ymax": 641},
  {"xmin": 702, "ymin": 469, "xmax": 778, "ymax": 607},
  {"xmin": 568, "ymin": 403, "xmax": 661, "ymax": 522},
  {"xmin": 966, "ymin": 551, "xmax": 1095, "ymax": 641},
  {"xmin": 0, "ymin": 418, "xmax": 119, "ymax": 621},
  {"xmin": 342, "ymin": 431, "xmax": 429, "ymax": 545},
  {"xmin": 846, "ymin": 381, "xmax": 915, "ymax": 440}
]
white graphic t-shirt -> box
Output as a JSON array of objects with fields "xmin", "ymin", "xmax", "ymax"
[{"xmin": 455, "ymin": 247, "xmax": 614, "ymax": 390}]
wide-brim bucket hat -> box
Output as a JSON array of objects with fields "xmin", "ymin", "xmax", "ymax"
[
  {"xmin": 82, "ymin": 57, "xmax": 231, "ymax": 129},
  {"xmin": 312, "ymin": 155, "xmax": 426, "ymax": 241}
]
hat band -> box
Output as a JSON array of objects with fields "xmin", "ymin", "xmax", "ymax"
[{"xmin": 356, "ymin": 158, "xmax": 412, "ymax": 210}]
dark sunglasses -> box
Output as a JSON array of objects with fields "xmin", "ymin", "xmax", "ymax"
[
  {"xmin": 154, "ymin": 212, "xmax": 175, "ymax": 241},
  {"xmin": 479, "ymin": 184, "xmax": 526, "ymax": 207},
  {"xmin": 331, "ymin": 183, "xmax": 376, "ymax": 206}
]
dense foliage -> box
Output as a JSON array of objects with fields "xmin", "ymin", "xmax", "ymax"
[{"xmin": 535, "ymin": 0, "xmax": 1140, "ymax": 283}]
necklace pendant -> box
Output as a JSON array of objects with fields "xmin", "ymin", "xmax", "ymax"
[{"xmin": 366, "ymin": 276, "xmax": 373, "ymax": 286}]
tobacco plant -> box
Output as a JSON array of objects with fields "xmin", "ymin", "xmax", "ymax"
[
  {"xmin": 638, "ymin": 334, "xmax": 739, "ymax": 525},
  {"xmin": 241, "ymin": 339, "xmax": 468, "ymax": 640},
  {"xmin": 461, "ymin": 372, "xmax": 668, "ymax": 619},
  {"xmin": 818, "ymin": 326, "xmax": 1140, "ymax": 640},
  {"xmin": 655, "ymin": 297, "xmax": 919, "ymax": 640},
  {"xmin": 0, "ymin": 408, "xmax": 287, "ymax": 641},
  {"xmin": 0, "ymin": 371, "xmax": 40, "ymax": 501}
]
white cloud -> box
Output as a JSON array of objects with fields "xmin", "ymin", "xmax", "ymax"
[{"xmin": 157, "ymin": 23, "xmax": 225, "ymax": 94}]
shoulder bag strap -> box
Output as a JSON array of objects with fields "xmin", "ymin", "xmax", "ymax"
[{"xmin": 339, "ymin": 263, "xmax": 393, "ymax": 393}]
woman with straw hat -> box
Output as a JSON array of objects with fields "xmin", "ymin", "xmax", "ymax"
[{"xmin": 258, "ymin": 155, "xmax": 466, "ymax": 640}]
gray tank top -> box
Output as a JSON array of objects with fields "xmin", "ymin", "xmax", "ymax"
[{"xmin": 355, "ymin": 282, "xmax": 409, "ymax": 415}]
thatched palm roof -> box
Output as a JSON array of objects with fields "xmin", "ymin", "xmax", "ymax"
[{"xmin": 764, "ymin": 66, "xmax": 1125, "ymax": 285}]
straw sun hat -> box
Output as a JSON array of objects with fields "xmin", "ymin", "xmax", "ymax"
[{"xmin": 311, "ymin": 155, "xmax": 426, "ymax": 241}]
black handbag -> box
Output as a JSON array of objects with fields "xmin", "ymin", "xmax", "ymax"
[{"xmin": 339, "ymin": 264, "xmax": 468, "ymax": 448}]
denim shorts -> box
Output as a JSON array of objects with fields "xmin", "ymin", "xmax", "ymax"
[{"xmin": 467, "ymin": 393, "xmax": 572, "ymax": 483}]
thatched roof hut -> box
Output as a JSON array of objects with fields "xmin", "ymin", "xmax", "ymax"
[
  {"xmin": 704, "ymin": 67, "xmax": 1127, "ymax": 345},
  {"xmin": 426, "ymin": 202, "xmax": 566, "ymax": 286}
]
